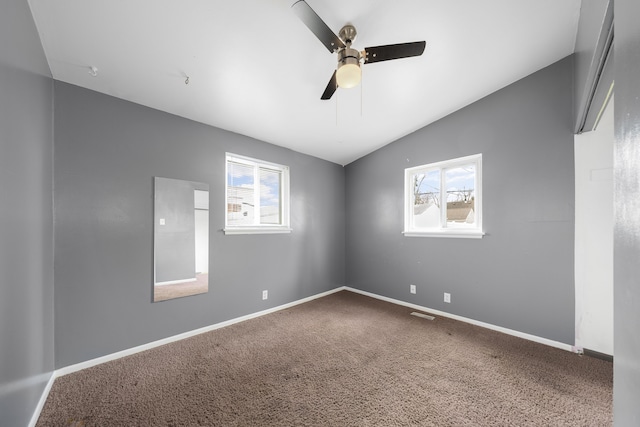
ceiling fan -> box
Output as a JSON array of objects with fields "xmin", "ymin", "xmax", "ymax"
[{"xmin": 292, "ymin": 0, "xmax": 426, "ymax": 100}]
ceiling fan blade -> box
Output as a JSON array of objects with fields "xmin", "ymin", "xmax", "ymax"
[
  {"xmin": 363, "ymin": 41, "xmax": 426, "ymax": 64},
  {"xmin": 320, "ymin": 70, "xmax": 338, "ymax": 100},
  {"xmin": 292, "ymin": 0, "xmax": 345, "ymax": 53}
]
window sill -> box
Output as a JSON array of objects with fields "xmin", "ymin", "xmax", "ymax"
[
  {"xmin": 403, "ymin": 230, "xmax": 484, "ymax": 239},
  {"xmin": 223, "ymin": 227, "xmax": 292, "ymax": 235}
]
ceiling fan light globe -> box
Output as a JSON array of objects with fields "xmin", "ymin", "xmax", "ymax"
[{"xmin": 336, "ymin": 62, "xmax": 361, "ymax": 89}]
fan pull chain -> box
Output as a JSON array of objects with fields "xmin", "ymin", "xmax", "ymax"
[
  {"xmin": 336, "ymin": 91, "xmax": 339, "ymax": 126},
  {"xmin": 360, "ymin": 76, "xmax": 363, "ymax": 117}
]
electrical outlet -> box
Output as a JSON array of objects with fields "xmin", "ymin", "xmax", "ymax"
[
  {"xmin": 444, "ymin": 292, "xmax": 451, "ymax": 303},
  {"xmin": 410, "ymin": 284, "xmax": 416, "ymax": 294},
  {"xmin": 262, "ymin": 290, "xmax": 268, "ymax": 300}
]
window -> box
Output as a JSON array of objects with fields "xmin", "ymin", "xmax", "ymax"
[
  {"xmin": 224, "ymin": 153, "xmax": 291, "ymax": 234},
  {"xmin": 404, "ymin": 154, "xmax": 483, "ymax": 238}
]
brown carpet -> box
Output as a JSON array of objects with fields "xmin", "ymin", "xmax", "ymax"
[{"xmin": 37, "ymin": 291, "xmax": 612, "ymax": 426}]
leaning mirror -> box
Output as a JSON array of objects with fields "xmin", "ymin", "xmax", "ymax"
[{"xmin": 154, "ymin": 177, "xmax": 209, "ymax": 302}]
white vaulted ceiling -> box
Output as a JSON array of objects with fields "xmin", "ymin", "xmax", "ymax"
[{"xmin": 27, "ymin": 0, "xmax": 581, "ymax": 165}]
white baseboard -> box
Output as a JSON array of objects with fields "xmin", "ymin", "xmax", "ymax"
[
  {"xmin": 344, "ymin": 287, "xmax": 575, "ymax": 352},
  {"xmin": 27, "ymin": 372, "xmax": 56, "ymax": 427},
  {"xmin": 32, "ymin": 285, "xmax": 574, "ymax": 425},
  {"xmin": 55, "ymin": 286, "xmax": 345, "ymax": 377}
]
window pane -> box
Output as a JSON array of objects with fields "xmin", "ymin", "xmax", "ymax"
[
  {"xmin": 259, "ymin": 168, "xmax": 281, "ymax": 225},
  {"xmin": 227, "ymin": 161, "xmax": 255, "ymax": 225},
  {"xmin": 445, "ymin": 164, "xmax": 475, "ymax": 227},
  {"xmin": 404, "ymin": 154, "xmax": 482, "ymax": 237},
  {"xmin": 412, "ymin": 169, "xmax": 441, "ymax": 228}
]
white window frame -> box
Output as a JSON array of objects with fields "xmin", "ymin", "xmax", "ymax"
[
  {"xmin": 403, "ymin": 153, "xmax": 484, "ymax": 239},
  {"xmin": 224, "ymin": 153, "xmax": 291, "ymax": 235}
]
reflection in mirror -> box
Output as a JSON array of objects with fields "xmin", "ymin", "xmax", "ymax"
[{"xmin": 154, "ymin": 177, "xmax": 209, "ymax": 302}]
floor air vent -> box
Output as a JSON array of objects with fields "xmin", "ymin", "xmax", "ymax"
[{"xmin": 410, "ymin": 312, "xmax": 435, "ymax": 320}]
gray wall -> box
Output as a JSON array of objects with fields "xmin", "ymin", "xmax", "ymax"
[
  {"xmin": 0, "ymin": 0, "xmax": 55, "ymax": 425},
  {"xmin": 53, "ymin": 81, "xmax": 346, "ymax": 368},
  {"xmin": 613, "ymin": 0, "xmax": 640, "ymax": 423},
  {"xmin": 154, "ymin": 177, "xmax": 197, "ymax": 283},
  {"xmin": 345, "ymin": 56, "xmax": 575, "ymax": 344}
]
